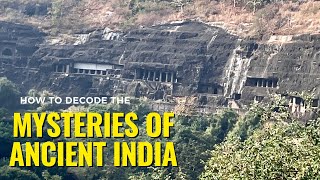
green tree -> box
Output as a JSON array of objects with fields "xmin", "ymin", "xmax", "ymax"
[
  {"xmin": 0, "ymin": 77, "xmax": 20, "ymax": 109},
  {"xmin": 201, "ymin": 96, "xmax": 320, "ymax": 179},
  {"xmin": 228, "ymin": 94, "xmax": 289, "ymax": 141},
  {"xmin": 169, "ymin": 110, "xmax": 238, "ymax": 179},
  {"xmin": 0, "ymin": 122, "xmax": 14, "ymax": 158},
  {"xmin": 42, "ymin": 170, "xmax": 62, "ymax": 180},
  {"xmin": 0, "ymin": 166, "xmax": 40, "ymax": 180},
  {"xmin": 201, "ymin": 120, "xmax": 320, "ymax": 179}
]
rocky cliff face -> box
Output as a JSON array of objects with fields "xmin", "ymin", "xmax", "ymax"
[
  {"xmin": 0, "ymin": 22, "xmax": 44, "ymax": 89},
  {"xmin": 1, "ymin": 21, "xmax": 319, "ymax": 114}
]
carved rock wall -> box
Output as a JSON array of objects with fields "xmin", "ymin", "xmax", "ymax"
[{"xmin": 1, "ymin": 21, "xmax": 320, "ymax": 111}]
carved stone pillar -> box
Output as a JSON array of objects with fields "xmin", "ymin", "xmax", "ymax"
[
  {"xmin": 147, "ymin": 71, "xmax": 151, "ymax": 80},
  {"xmin": 142, "ymin": 69, "xmax": 146, "ymax": 80},
  {"xmin": 165, "ymin": 72, "xmax": 169, "ymax": 82},
  {"xmin": 66, "ymin": 65, "xmax": 70, "ymax": 73}
]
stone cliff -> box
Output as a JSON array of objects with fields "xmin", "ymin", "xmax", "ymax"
[{"xmin": 1, "ymin": 21, "xmax": 319, "ymax": 115}]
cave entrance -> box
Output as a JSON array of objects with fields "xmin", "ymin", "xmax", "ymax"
[
  {"xmin": 245, "ymin": 77, "xmax": 278, "ymax": 88},
  {"xmin": 254, "ymin": 96, "xmax": 264, "ymax": 102},
  {"xmin": 56, "ymin": 65, "xmax": 64, "ymax": 72},
  {"xmin": 312, "ymin": 99, "xmax": 319, "ymax": 108},
  {"xmin": 197, "ymin": 84, "xmax": 222, "ymax": 95},
  {"xmin": 2, "ymin": 48, "xmax": 13, "ymax": 56},
  {"xmin": 213, "ymin": 88, "xmax": 218, "ymax": 94},
  {"xmin": 134, "ymin": 68, "xmax": 177, "ymax": 83},
  {"xmin": 234, "ymin": 93, "xmax": 241, "ymax": 100}
]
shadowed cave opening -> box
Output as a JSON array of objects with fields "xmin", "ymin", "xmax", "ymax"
[{"xmin": 2, "ymin": 48, "xmax": 13, "ymax": 56}]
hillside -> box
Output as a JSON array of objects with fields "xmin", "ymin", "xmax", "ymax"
[
  {"xmin": 0, "ymin": 0, "xmax": 320, "ymax": 39},
  {"xmin": 1, "ymin": 1, "xmax": 320, "ymax": 180}
]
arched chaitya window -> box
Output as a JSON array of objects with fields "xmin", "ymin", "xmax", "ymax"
[{"xmin": 2, "ymin": 48, "xmax": 13, "ymax": 56}]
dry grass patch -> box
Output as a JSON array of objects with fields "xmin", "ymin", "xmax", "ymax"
[{"xmin": 1, "ymin": 0, "xmax": 319, "ymax": 38}]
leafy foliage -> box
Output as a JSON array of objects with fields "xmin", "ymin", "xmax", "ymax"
[
  {"xmin": 126, "ymin": 110, "xmax": 238, "ymax": 179},
  {"xmin": 0, "ymin": 122, "xmax": 14, "ymax": 158},
  {"xmin": 201, "ymin": 95, "xmax": 320, "ymax": 179},
  {"xmin": 0, "ymin": 166, "xmax": 40, "ymax": 180},
  {"xmin": 201, "ymin": 120, "xmax": 320, "ymax": 179},
  {"xmin": 0, "ymin": 77, "xmax": 20, "ymax": 109}
]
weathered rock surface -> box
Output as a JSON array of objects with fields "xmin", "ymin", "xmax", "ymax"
[
  {"xmin": 0, "ymin": 1, "xmax": 51, "ymax": 17},
  {"xmin": 1, "ymin": 20, "xmax": 320, "ymax": 114}
]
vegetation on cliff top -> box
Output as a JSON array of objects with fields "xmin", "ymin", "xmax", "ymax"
[{"xmin": 0, "ymin": 0, "xmax": 319, "ymax": 37}]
